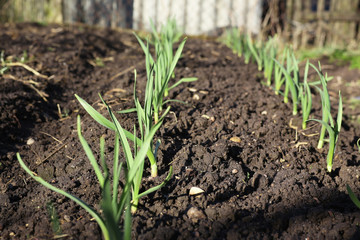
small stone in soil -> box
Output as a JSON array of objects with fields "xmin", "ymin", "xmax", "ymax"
[
  {"xmin": 27, "ymin": 138, "xmax": 35, "ymax": 145},
  {"xmin": 193, "ymin": 94, "xmax": 200, "ymax": 100},
  {"xmin": 64, "ymin": 215, "xmax": 71, "ymax": 222},
  {"xmin": 187, "ymin": 207, "xmax": 206, "ymax": 223},
  {"xmin": 189, "ymin": 187, "xmax": 205, "ymax": 196},
  {"xmin": 230, "ymin": 136, "xmax": 241, "ymax": 143},
  {"xmin": 188, "ymin": 88, "xmax": 197, "ymax": 92}
]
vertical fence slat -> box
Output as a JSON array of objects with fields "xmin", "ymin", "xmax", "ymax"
[
  {"xmin": 216, "ymin": 0, "xmax": 231, "ymax": 28},
  {"xmin": 200, "ymin": 0, "xmax": 216, "ymax": 33},
  {"xmin": 287, "ymin": 0, "xmax": 360, "ymax": 48},
  {"xmin": 232, "ymin": 0, "xmax": 247, "ymax": 30},
  {"xmin": 62, "ymin": 0, "xmax": 77, "ymax": 23},
  {"xmin": 246, "ymin": 0, "xmax": 262, "ymax": 34},
  {"xmin": 333, "ymin": 0, "xmax": 359, "ymax": 47},
  {"xmin": 133, "ymin": 0, "xmax": 142, "ymax": 29},
  {"xmin": 292, "ymin": 0, "xmax": 302, "ymax": 48},
  {"xmin": 185, "ymin": 0, "xmax": 200, "ymax": 34},
  {"xmin": 285, "ymin": 0, "xmax": 293, "ymax": 42},
  {"xmin": 300, "ymin": 0, "xmax": 311, "ymax": 48},
  {"xmin": 156, "ymin": 0, "xmax": 170, "ymax": 29},
  {"xmin": 2, "ymin": 0, "xmax": 360, "ymax": 47},
  {"xmin": 141, "ymin": 0, "xmax": 156, "ymax": 31},
  {"xmin": 1, "ymin": 0, "xmax": 263, "ymax": 36},
  {"xmin": 315, "ymin": 0, "xmax": 325, "ymax": 47}
]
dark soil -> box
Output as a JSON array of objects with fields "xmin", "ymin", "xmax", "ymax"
[{"xmin": 1, "ymin": 23, "xmax": 360, "ymax": 240}]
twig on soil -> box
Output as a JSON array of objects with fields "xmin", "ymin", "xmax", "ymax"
[
  {"xmin": 40, "ymin": 131, "xmax": 63, "ymax": 144},
  {"xmin": 36, "ymin": 144, "xmax": 66, "ymax": 165},
  {"xmin": 109, "ymin": 65, "xmax": 136, "ymax": 81},
  {"xmin": 300, "ymin": 131, "xmax": 319, "ymax": 137},
  {"xmin": 299, "ymin": 122, "xmax": 319, "ymax": 137},
  {"xmin": 2, "ymin": 176, "xmax": 15, "ymax": 193},
  {"xmin": 3, "ymin": 74, "xmax": 41, "ymax": 86},
  {"xmin": 96, "ymin": 98, "xmax": 131, "ymax": 111},
  {"xmin": 29, "ymin": 84, "xmax": 49, "ymax": 102},
  {"xmin": 30, "ymin": 148, "xmax": 42, "ymax": 163},
  {"xmin": 6, "ymin": 62, "xmax": 49, "ymax": 79},
  {"xmin": 52, "ymin": 234, "xmax": 69, "ymax": 239},
  {"xmin": 104, "ymin": 88, "xmax": 126, "ymax": 96},
  {"xmin": 292, "ymin": 142, "xmax": 308, "ymax": 150},
  {"xmin": 57, "ymin": 104, "xmax": 71, "ymax": 121},
  {"xmin": 289, "ymin": 118, "xmax": 299, "ymax": 142},
  {"xmin": 66, "ymin": 155, "xmax": 75, "ymax": 161},
  {"xmin": 170, "ymin": 111, "xmax": 178, "ymax": 122},
  {"xmin": 3, "ymin": 74, "xmax": 49, "ymax": 101}
]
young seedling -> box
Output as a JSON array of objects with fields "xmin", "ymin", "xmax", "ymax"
[
  {"xmin": 76, "ymin": 94, "xmax": 159, "ymax": 178},
  {"xmin": 119, "ymin": 69, "xmax": 171, "ymax": 182},
  {"xmin": 247, "ymin": 34, "xmax": 263, "ymax": 71},
  {"xmin": 223, "ymin": 28, "xmax": 244, "ymax": 57},
  {"xmin": 243, "ymin": 34, "xmax": 253, "ymax": 64},
  {"xmin": 101, "ymin": 94, "xmax": 172, "ymax": 213},
  {"xmin": 17, "ymin": 96, "xmax": 172, "ymax": 240},
  {"xmin": 299, "ymin": 60, "xmax": 312, "ymax": 129},
  {"xmin": 134, "ymin": 33, "xmax": 197, "ymax": 124},
  {"xmin": 273, "ymin": 49, "xmax": 299, "ymax": 115},
  {"xmin": 152, "ymin": 18, "xmax": 182, "ymax": 45},
  {"xmin": 150, "ymin": 19, "xmax": 186, "ymax": 96},
  {"xmin": 273, "ymin": 48, "xmax": 287, "ymax": 95},
  {"xmin": 263, "ymin": 37, "xmax": 277, "ymax": 86},
  {"xmin": 308, "ymin": 91, "xmax": 342, "ymax": 172},
  {"xmin": 282, "ymin": 49, "xmax": 299, "ymax": 107},
  {"xmin": 310, "ymin": 62, "xmax": 333, "ymax": 149},
  {"xmin": 46, "ymin": 201, "xmax": 61, "ymax": 236}
]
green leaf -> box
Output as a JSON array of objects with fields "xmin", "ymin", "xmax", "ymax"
[
  {"xmin": 77, "ymin": 115, "xmax": 105, "ymax": 188},
  {"xmin": 76, "ymin": 94, "xmax": 157, "ymax": 167},
  {"xmin": 347, "ymin": 184, "xmax": 360, "ymax": 209},
  {"xmin": 17, "ymin": 153, "xmax": 110, "ymax": 240},
  {"xmin": 137, "ymin": 166, "xmax": 173, "ymax": 199},
  {"xmin": 336, "ymin": 91, "xmax": 343, "ymax": 134},
  {"xmin": 123, "ymin": 191, "xmax": 132, "ymax": 240},
  {"xmin": 273, "ymin": 58, "xmax": 298, "ymax": 115},
  {"xmin": 168, "ymin": 77, "xmax": 198, "ymax": 91},
  {"xmin": 75, "ymin": 94, "xmax": 115, "ymax": 130},
  {"xmin": 101, "ymin": 177, "xmax": 121, "ymax": 239},
  {"xmin": 118, "ymin": 108, "xmax": 137, "ymax": 114}
]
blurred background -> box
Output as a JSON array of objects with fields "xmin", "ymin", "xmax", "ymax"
[{"xmin": 0, "ymin": 0, "xmax": 359, "ymax": 49}]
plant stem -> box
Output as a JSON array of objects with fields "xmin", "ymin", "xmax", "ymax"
[
  {"xmin": 317, "ymin": 116, "xmax": 328, "ymax": 149},
  {"xmin": 131, "ymin": 199, "xmax": 139, "ymax": 214},
  {"xmin": 327, "ymin": 137, "xmax": 335, "ymax": 172},
  {"xmin": 154, "ymin": 111, "xmax": 159, "ymax": 125},
  {"xmin": 302, "ymin": 121, "xmax": 307, "ymax": 130}
]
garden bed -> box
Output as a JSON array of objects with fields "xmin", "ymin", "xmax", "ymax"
[{"xmin": 1, "ymin": 23, "xmax": 360, "ymax": 239}]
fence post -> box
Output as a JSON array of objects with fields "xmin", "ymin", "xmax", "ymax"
[{"xmin": 331, "ymin": 0, "xmax": 359, "ymax": 47}]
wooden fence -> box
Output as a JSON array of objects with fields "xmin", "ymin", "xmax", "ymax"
[
  {"xmin": 2, "ymin": 0, "xmax": 359, "ymax": 47},
  {"xmin": 0, "ymin": 0, "xmax": 262, "ymax": 35},
  {"xmin": 0, "ymin": 0, "xmax": 63, "ymax": 23},
  {"xmin": 0, "ymin": 0, "xmax": 133, "ymax": 28},
  {"xmin": 285, "ymin": 0, "xmax": 360, "ymax": 49},
  {"xmin": 133, "ymin": 0, "xmax": 262, "ymax": 35}
]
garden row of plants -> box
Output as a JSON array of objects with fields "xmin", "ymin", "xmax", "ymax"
[
  {"xmin": 223, "ymin": 28, "xmax": 360, "ymax": 210},
  {"xmin": 17, "ymin": 20, "xmax": 196, "ymax": 240},
  {"xmin": 223, "ymin": 28, "xmax": 342, "ymax": 173}
]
